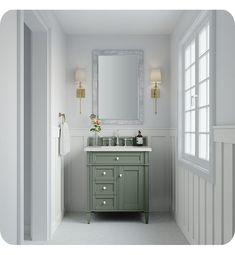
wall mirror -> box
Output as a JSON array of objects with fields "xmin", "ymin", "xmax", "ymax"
[{"xmin": 92, "ymin": 50, "xmax": 144, "ymax": 124}]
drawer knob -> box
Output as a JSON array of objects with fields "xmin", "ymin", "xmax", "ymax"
[
  {"xmin": 102, "ymin": 200, "xmax": 106, "ymax": 205},
  {"xmin": 102, "ymin": 186, "xmax": 107, "ymax": 190},
  {"xmin": 115, "ymin": 157, "xmax": 119, "ymax": 161},
  {"xmin": 119, "ymin": 174, "xmax": 123, "ymax": 178},
  {"xmin": 102, "ymin": 171, "xmax": 107, "ymax": 176}
]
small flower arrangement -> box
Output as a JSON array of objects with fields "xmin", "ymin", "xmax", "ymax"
[{"xmin": 89, "ymin": 114, "xmax": 101, "ymax": 133}]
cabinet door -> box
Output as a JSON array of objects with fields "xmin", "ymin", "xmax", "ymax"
[{"xmin": 118, "ymin": 166, "xmax": 144, "ymax": 210}]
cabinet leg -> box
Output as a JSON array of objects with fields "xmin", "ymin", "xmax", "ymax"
[
  {"xmin": 87, "ymin": 212, "xmax": 91, "ymax": 224},
  {"xmin": 144, "ymin": 212, "xmax": 149, "ymax": 224}
]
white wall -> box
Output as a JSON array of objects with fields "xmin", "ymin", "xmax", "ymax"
[
  {"xmin": 38, "ymin": 11, "xmax": 67, "ymax": 236},
  {"xmin": 170, "ymin": 10, "xmax": 235, "ymax": 244},
  {"xmin": 0, "ymin": 10, "xmax": 18, "ymax": 244},
  {"xmin": 216, "ymin": 11, "xmax": 235, "ymax": 125},
  {"xmin": 67, "ymin": 35, "xmax": 171, "ymax": 129},
  {"xmin": 65, "ymin": 35, "xmax": 172, "ymax": 212}
]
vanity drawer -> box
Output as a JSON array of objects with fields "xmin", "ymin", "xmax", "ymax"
[
  {"xmin": 92, "ymin": 152, "xmax": 144, "ymax": 164},
  {"xmin": 92, "ymin": 166, "xmax": 115, "ymax": 181},
  {"xmin": 93, "ymin": 196, "xmax": 116, "ymax": 210},
  {"xmin": 93, "ymin": 183, "xmax": 115, "ymax": 195}
]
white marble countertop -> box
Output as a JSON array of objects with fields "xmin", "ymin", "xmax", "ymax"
[{"xmin": 84, "ymin": 146, "xmax": 152, "ymax": 152}]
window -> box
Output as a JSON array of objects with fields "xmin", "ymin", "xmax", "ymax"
[{"xmin": 179, "ymin": 11, "xmax": 215, "ymax": 174}]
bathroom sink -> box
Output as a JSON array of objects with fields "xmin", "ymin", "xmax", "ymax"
[
  {"xmin": 100, "ymin": 146, "xmax": 123, "ymax": 148},
  {"xmin": 84, "ymin": 146, "xmax": 152, "ymax": 152}
]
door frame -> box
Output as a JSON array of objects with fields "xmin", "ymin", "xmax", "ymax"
[{"xmin": 17, "ymin": 10, "xmax": 51, "ymax": 243}]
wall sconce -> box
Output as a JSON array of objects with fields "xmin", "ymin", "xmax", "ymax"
[
  {"xmin": 75, "ymin": 68, "xmax": 86, "ymax": 114},
  {"xmin": 150, "ymin": 68, "xmax": 162, "ymax": 114}
]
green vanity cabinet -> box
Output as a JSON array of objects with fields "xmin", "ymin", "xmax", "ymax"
[{"xmin": 86, "ymin": 151, "xmax": 150, "ymax": 224}]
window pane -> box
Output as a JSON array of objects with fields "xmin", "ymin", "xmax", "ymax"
[
  {"xmin": 190, "ymin": 134, "xmax": 195, "ymax": 156},
  {"xmin": 191, "ymin": 111, "xmax": 195, "ymax": 132},
  {"xmin": 191, "ymin": 41, "xmax": 195, "ymax": 63},
  {"xmin": 185, "ymin": 110, "xmax": 195, "ymax": 132},
  {"xmin": 185, "ymin": 64, "xmax": 195, "ymax": 90},
  {"xmin": 185, "ymin": 133, "xmax": 195, "ymax": 156},
  {"xmin": 185, "ymin": 87, "xmax": 195, "ymax": 111},
  {"xmin": 191, "ymin": 64, "xmax": 195, "ymax": 87},
  {"xmin": 185, "ymin": 40, "xmax": 195, "ymax": 69},
  {"xmin": 199, "ymin": 107, "xmax": 209, "ymax": 132},
  {"xmin": 185, "ymin": 112, "xmax": 190, "ymax": 132},
  {"xmin": 199, "ymin": 134, "xmax": 209, "ymax": 160},
  {"xmin": 185, "ymin": 68, "xmax": 190, "ymax": 90},
  {"xmin": 185, "ymin": 45, "xmax": 190, "ymax": 69},
  {"xmin": 185, "ymin": 133, "xmax": 190, "ymax": 154},
  {"xmin": 199, "ymin": 53, "xmax": 209, "ymax": 82},
  {"xmin": 199, "ymin": 24, "xmax": 209, "ymax": 56},
  {"xmin": 199, "ymin": 80, "xmax": 209, "ymax": 107}
]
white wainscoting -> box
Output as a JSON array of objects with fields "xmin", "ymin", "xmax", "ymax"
[
  {"xmin": 51, "ymin": 127, "xmax": 64, "ymax": 236},
  {"xmin": 64, "ymin": 128, "xmax": 173, "ymax": 213},
  {"xmin": 173, "ymin": 126, "xmax": 235, "ymax": 244}
]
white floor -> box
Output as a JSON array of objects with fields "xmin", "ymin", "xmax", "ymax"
[{"xmin": 46, "ymin": 212, "xmax": 188, "ymax": 245}]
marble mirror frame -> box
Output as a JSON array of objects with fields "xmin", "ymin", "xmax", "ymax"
[{"xmin": 92, "ymin": 49, "xmax": 144, "ymax": 125}]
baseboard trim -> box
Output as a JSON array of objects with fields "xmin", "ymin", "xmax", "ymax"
[{"xmin": 51, "ymin": 211, "xmax": 64, "ymax": 237}]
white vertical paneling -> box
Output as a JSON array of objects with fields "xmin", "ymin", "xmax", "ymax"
[
  {"xmin": 150, "ymin": 136, "xmax": 170, "ymax": 211},
  {"xmin": 193, "ymin": 175, "xmax": 199, "ymax": 244},
  {"xmin": 170, "ymin": 135, "xmax": 176, "ymax": 213},
  {"xmin": 174, "ymin": 127, "xmax": 235, "ymax": 245},
  {"xmin": 223, "ymin": 143, "xmax": 233, "ymax": 244},
  {"xmin": 179, "ymin": 167, "xmax": 184, "ymax": 226},
  {"xmin": 199, "ymin": 178, "xmax": 206, "ymax": 244},
  {"xmin": 233, "ymin": 145, "xmax": 235, "ymax": 239},
  {"xmin": 172, "ymin": 136, "xmax": 176, "ymax": 212},
  {"xmin": 188, "ymin": 171, "xmax": 194, "ymax": 238},
  {"xmin": 206, "ymin": 181, "xmax": 213, "ymax": 244},
  {"xmin": 67, "ymin": 136, "xmax": 85, "ymax": 211},
  {"xmin": 184, "ymin": 169, "xmax": 189, "ymax": 229},
  {"xmin": 51, "ymin": 128, "xmax": 64, "ymax": 236},
  {"xmin": 214, "ymin": 142, "xmax": 223, "ymax": 244},
  {"xmin": 169, "ymin": 138, "xmax": 173, "ymax": 212}
]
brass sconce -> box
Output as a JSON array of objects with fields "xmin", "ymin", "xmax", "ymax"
[
  {"xmin": 75, "ymin": 68, "xmax": 86, "ymax": 114},
  {"xmin": 150, "ymin": 68, "xmax": 162, "ymax": 114}
]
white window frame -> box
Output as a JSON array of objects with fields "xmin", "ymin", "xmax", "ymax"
[{"xmin": 178, "ymin": 11, "xmax": 216, "ymax": 181}]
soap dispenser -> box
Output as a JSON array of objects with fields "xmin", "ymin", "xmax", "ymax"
[{"xmin": 135, "ymin": 130, "xmax": 143, "ymax": 146}]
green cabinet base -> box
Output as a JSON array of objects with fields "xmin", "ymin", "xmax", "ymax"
[{"xmin": 87, "ymin": 152, "xmax": 150, "ymax": 224}]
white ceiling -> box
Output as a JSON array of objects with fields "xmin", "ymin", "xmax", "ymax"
[{"xmin": 53, "ymin": 10, "xmax": 183, "ymax": 35}]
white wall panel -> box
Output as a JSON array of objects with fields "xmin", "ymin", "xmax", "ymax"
[
  {"xmin": 0, "ymin": 10, "xmax": 18, "ymax": 244},
  {"xmin": 214, "ymin": 142, "xmax": 223, "ymax": 244},
  {"xmin": 38, "ymin": 11, "xmax": 67, "ymax": 238},
  {"xmin": 51, "ymin": 128, "xmax": 64, "ymax": 235},
  {"xmin": 223, "ymin": 143, "xmax": 233, "ymax": 243},
  {"xmin": 193, "ymin": 175, "xmax": 199, "ymax": 244},
  {"xmin": 173, "ymin": 127, "xmax": 235, "ymax": 245}
]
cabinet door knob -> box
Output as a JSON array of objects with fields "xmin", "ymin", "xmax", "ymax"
[
  {"xmin": 102, "ymin": 171, "xmax": 107, "ymax": 176},
  {"xmin": 115, "ymin": 157, "xmax": 119, "ymax": 161},
  {"xmin": 102, "ymin": 186, "xmax": 107, "ymax": 190},
  {"xmin": 119, "ymin": 174, "xmax": 123, "ymax": 178},
  {"xmin": 102, "ymin": 200, "xmax": 106, "ymax": 205}
]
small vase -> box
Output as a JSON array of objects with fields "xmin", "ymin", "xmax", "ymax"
[{"xmin": 93, "ymin": 132, "xmax": 99, "ymax": 146}]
